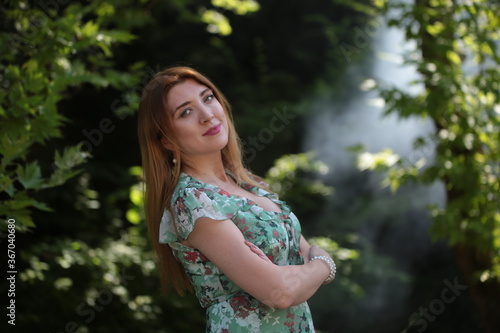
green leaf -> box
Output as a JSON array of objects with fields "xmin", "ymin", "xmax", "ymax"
[
  {"xmin": 0, "ymin": 173, "xmax": 15, "ymax": 196},
  {"xmin": 129, "ymin": 185, "xmax": 143, "ymax": 206},
  {"xmin": 446, "ymin": 50, "xmax": 462, "ymax": 65},
  {"xmin": 80, "ymin": 21, "xmax": 99, "ymax": 38},
  {"xmin": 212, "ymin": 0, "xmax": 260, "ymax": 15},
  {"xmin": 426, "ymin": 21, "xmax": 445, "ymax": 36},
  {"xmin": 95, "ymin": 2, "xmax": 115, "ymax": 17},
  {"xmin": 346, "ymin": 143, "xmax": 366, "ymax": 153},
  {"xmin": 42, "ymin": 144, "xmax": 89, "ymax": 189},
  {"xmin": 46, "ymin": 169, "xmax": 82, "ymax": 188},
  {"xmin": 126, "ymin": 209, "xmax": 141, "ymax": 224},
  {"xmin": 129, "ymin": 166, "xmax": 142, "ymax": 176},
  {"xmin": 5, "ymin": 210, "xmax": 36, "ymax": 228},
  {"xmin": 97, "ymin": 41, "xmax": 112, "ymax": 57},
  {"xmin": 0, "ymin": 198, "xmax": 37, "ymax": 229},
  {"xmin": 17, "ymin": 162, "xmax": 43, "ymax": 189},
  {"xmin": 103, "ymin": 30, "xmax": 136, "ymax": 43},
  {"xmin": 30, "ymin": 114, "xmax": 64, "ymax": 143},
  {"xmin": 54, "ymin": 143, "xmax": 90, "ymax": 170},
  {"xmin": 0, "ymin": 133, "xmax": 32, "ymax": 165},
  {"xmin": 201, "ymin": 9, "xmax": 232, "ymax": 35},
  {"xmin": 31, "ymin": 199, "xmax": 53, "ymax": 212}
]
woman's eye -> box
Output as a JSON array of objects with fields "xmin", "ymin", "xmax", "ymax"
[
  {"xmin": 205, "ymin": 94, "xmax": 214, "ymax": 102},
  {"xmin": 180, "ymin": 109, "xmax": 192, "ymax": 118}
]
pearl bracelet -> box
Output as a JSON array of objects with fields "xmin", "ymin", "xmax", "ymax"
[{"xmin": 309, "ymin": 255, "xmax": 336, "ymax": 284}]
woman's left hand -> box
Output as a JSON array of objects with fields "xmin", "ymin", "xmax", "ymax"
[{"xmin": 244, "ymin": 240, "xmax": 272, "ymax": 263}]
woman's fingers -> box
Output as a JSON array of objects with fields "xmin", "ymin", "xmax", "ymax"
[
  {"xmin": 308, "ymin": 244, "xmax": 331, "ymax": 260},
  {"xmin": 308, "ymin": 244, "xmax": 320, "ymax": 259},
  {"xmin": 244, "ymin": 240, "xmax": 272, "ymax": 262}
]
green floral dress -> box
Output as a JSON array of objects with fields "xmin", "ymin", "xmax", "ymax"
[{"xmin": 159, "ymin": 172, "xmax": 315, "ymax": 332}]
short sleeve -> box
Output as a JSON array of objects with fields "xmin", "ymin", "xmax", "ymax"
[{"xmin": 159, "ymin": 187, "xmax": 234, "ymax": 244}]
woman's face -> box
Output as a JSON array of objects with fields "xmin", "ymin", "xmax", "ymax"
[{"xmin": 165, "ymin": 79, "xmax": 229, "ymax": 159}]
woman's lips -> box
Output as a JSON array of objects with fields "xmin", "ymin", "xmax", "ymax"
[{"xmin": 203, "ymin": 124, "xmax": 221, "ymax": 136}]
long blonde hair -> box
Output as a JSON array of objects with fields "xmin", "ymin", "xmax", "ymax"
[{"xmin": 138, "ymin": 66, "xmax": 260, "ymax": 295}]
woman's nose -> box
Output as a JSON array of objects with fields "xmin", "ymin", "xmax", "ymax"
[{"xmin": 200, "ymin": 106, "xmax": 214, "ymax": 123}]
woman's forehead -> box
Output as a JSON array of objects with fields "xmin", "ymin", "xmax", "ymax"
[{"xmin": 166, "ymin": 79, "xmax": 210, "ymax": 112}]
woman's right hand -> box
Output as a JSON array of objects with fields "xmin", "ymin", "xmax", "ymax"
[
  {"xmin": 308, "ymin": 244, "xmax": 331, "ymax": 261},
  {"xmin": 244, "ymin": 240, "xmax": 272, "ymax": 263}
]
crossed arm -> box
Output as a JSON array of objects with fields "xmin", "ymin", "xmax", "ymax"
[{"xmin": 185, "ymin": 217, "xmax": 333, "ymax": 309}]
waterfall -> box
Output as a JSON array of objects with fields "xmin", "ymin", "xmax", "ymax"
[{"xmin": 303, "ymin": 13, "xmax": 448, "ymax": 331}]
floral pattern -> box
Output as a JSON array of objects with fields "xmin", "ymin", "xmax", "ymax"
[{"xmin": 160, "ymin": 172, "xmax": 315, "ymax": 332}]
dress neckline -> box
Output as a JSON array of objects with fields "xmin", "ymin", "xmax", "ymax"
[{"xmin": 180, "ymin": 171, "xmax": 284, "ymax": 214}]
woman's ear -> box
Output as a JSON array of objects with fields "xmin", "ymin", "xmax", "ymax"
[{"xmin": 160, "ymin": 136, "xmax": 173, "ymax": 150}]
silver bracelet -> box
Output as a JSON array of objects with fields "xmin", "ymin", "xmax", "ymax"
[{"xmin": 309, "ymin": 255, "xmax": 336, "ymax": 284}]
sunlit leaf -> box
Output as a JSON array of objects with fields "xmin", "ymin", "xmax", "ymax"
[
  {"xmin": 129, "ymin": 186, "xmax": 143, "ymax": 206},
  {"xmin": 126, "ymin": 209, "xmax": 141, "ymax": 224},
  {"xmin": 212, "ymin": 0, "xmax": 260, "ymax": 15},
  {"xmin": 426, "ymin": 21, "xmax": 445, "ymax": 36},
  {"xmin": 446, "ymin": 50, "xmax": 462, "ymax": 65},
  {"xmin": 17, "ymin": 161, "xmax": 43, "ymax": 189},
  {"xmin": 201, "ymin": 9, "xmax": 232, "ymax": 35},
  {"xmin": 80, "ymin": 21, "xmax": 99, "ymax": 37}
]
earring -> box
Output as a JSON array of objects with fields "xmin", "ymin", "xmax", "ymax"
[{"xmin": 172, "ymin": 158, "xmax": 177, "ymax": 164}]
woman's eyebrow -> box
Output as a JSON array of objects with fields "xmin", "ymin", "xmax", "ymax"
[
  {"xmin": 173, "ymin": 88, "xmax": 211, "ymax": 113},
  {"xmin": 199, "ymin": 88, "xmax": 211, "ymax": 97}
]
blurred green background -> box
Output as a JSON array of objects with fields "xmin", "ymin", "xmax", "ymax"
[{"xmin": 1, "ymin": 0, "xmax": 499, "ymax": 332}]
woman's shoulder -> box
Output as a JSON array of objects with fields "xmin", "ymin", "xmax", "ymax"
[
  {"xmin": 171, "ymin": 173, "xmax": 239, "ymax": 210},
  {"xmin": 161, "ymin": 174, "xmax": 235, "ymax": 244},
  {"xmin": 172, "ymin": 173, "xmax": 218, "ymax": 201}
]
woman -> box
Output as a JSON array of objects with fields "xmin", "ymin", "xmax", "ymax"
[{"xmin": 138, "ymin": 66, "xmax": 336, "ymax": 332}]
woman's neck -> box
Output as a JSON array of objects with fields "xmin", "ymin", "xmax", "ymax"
[{"xmin": 181, "ymin": 153, "xmax": 230, "ymax": 184}]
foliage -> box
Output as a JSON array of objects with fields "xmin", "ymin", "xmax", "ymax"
[
  {"xmin": 265, "ymin": 152, "xmax": 333, "ymax": 219},
  {"xmin": 0, "ymin": 0, "xmax": 148, "ymax": 229},
  {"xmin": 201, "ymin": 0, "xmax": 260, "ymax": 35},
  {"xmin": 358, "ymin": 0, "xmax": 500, "ymax": 281},
  {"xmin": 348, "ymin": 1, "xmax": 500, "ymax": 330},
  {"xmin": 0, "ymin": 1, "xmax": 205, "ymax": 332}
]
